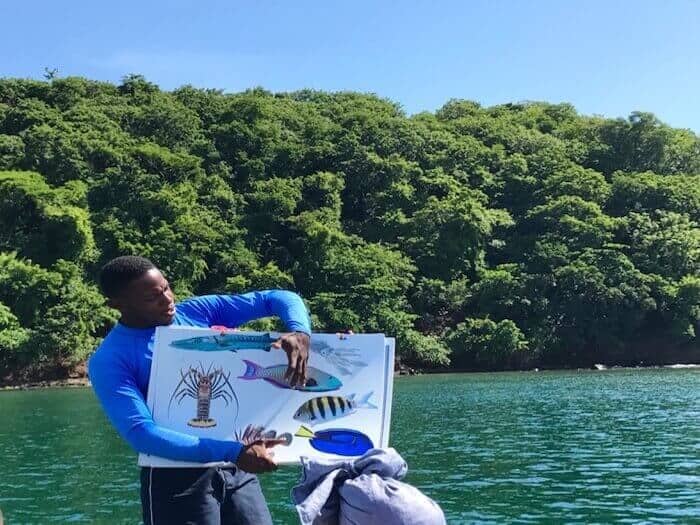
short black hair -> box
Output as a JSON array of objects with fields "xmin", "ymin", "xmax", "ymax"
[{"xmin": 99, "ymin": 256, "xmax": 156, "ymax": 298}]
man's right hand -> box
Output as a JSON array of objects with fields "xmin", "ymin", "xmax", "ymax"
[{"xmin": 235, "ymin": 439, "xmax": 286, "ymax": 473}]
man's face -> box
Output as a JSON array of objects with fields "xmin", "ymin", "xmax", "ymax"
[{"xmin": 110, "ymin": 268, "xmax": 176, "ymax": 327}]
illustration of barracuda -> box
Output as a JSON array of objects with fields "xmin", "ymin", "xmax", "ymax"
[
  {"xmin": 171, "ymin": 333, "xmax": 369, "ymax": 376},
  {"xmin": 170, "ymin": 333, "xmax": 276, "ymax": 352}
]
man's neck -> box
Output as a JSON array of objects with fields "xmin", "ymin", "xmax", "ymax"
[{"xmin": 119, "ymin": 316, "xmax": 156, "ymax": 329}]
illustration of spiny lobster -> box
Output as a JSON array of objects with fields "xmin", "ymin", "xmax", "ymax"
[{"xmin": 168, "ymin": 362, "xmax": 238, "ymax": 428}]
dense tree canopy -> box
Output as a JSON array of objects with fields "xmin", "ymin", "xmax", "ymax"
[{"xmin": 0, "ymin": 75, "xmax": 698, "ymax": 381}]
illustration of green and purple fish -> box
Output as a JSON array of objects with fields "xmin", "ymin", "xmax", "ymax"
[
  {"xmin": 170, "ymin": 333, "xmax": 276, "ymax": 352},
  {"xmin": 238, "ymin": 359, "xmax": 342, "ymax": 392},
  {"xmin": 293, "ymin": 392, "xmax": 377, "ymax": 426},
  {"xmin": 295, "ymin": 426, "xmax": 374, "ymax": 456}
]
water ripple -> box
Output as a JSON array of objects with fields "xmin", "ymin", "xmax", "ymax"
[{"xmin": 1, "ymin": 369, "xmax": 699, "ymax": 523}]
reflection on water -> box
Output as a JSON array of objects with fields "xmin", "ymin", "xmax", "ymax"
[{"xmin": 1, "ymin": 369, "xmax": 699, "ymax": 524}]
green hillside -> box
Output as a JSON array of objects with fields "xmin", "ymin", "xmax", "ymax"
[{"xmin": 1, "ymin": 75, "xmax": 699, "ymax": 381}]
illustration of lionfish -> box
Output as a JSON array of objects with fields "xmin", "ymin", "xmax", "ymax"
[
  {"xmin": 235, "ymin": 424, "xmax": 293, "ymax": 446},
  {"xmin": 168, "ymin": 362, "xmax": 238, "ymax": 428}
]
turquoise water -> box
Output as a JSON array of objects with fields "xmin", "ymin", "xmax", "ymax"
[{"xmin": 1, "ymin": 369, "xmax": 699, "ymax": 523}]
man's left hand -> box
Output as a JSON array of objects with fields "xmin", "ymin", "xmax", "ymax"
[{"xmin": 272, "ymin": 332, "xmax": 310, "ymax": 388}]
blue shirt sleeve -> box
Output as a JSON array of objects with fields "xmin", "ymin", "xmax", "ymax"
[
  {"xmin": 178, "ymin": 290, "xmax": 312, "ymax": 334},
  {"xmin": 88, "ymin": 344, "xmax": 242, "ymax": 463}
]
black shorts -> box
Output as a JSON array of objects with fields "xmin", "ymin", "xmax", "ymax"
[{"xmin": 140, "ymin": 467, "xmax": 273, "ymax": 525}]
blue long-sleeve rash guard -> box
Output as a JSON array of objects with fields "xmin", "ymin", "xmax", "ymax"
[{"xmin": 88, "ymin": 290, "xmax": 311, "ymax": 464}]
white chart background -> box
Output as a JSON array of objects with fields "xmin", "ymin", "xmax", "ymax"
[{"xmin": 139, "ymin": 327, "xmax": 394, "ymax": 467}]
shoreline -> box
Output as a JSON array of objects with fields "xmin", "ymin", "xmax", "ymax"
[
  {"xmin": 2, "ymin": 363, "xmax": 699, "ymax": 391},
  {"xmin": 0, "ymin": 377, "xmax": 91, "ymax": 391},
  {"xmin": 0, "ymin": 377, "xmax": 91, "ymax": 392}
]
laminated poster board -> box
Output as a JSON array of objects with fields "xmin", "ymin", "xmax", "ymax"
[{"xmin": 138, "ymin": 327, "xmax": 395, "ymax": 467}]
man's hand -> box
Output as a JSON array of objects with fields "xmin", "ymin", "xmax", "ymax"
[
  {"xmin": 235, "ymin": 438, "xmax": 286, "ymax": 473},
  {"xmin": 272, "ymin": 332, "xmax": 310, "ymax": 388}
]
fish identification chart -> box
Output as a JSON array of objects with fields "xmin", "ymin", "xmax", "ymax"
[{"xmin": 138, "ymin": 327, "xmax": 395, "ymax": 467}]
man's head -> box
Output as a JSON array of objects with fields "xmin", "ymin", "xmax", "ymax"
[{"xmin": 99, "ymin": 256, "xmax": 176, "ymax": 328}]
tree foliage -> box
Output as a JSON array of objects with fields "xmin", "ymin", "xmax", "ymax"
[{"xmin": 0, "ymin": 76, "xmax": 698, "ymax": 379}]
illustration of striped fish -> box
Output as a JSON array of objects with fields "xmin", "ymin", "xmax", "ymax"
[{"xmin": 292, "ymin": 392, "xmax": 377, "ymax": 425}]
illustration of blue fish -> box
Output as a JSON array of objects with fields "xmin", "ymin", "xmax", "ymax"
[
  {"xmin": 170, "ymin": 333, "xmax": 275, "ymax": 352},
  {"xmin": 295, "ymin": 425, "xmax": 374, "ymax": 456},
  {"xmin": 238, "ymin": 359, "xmax": 342, "ymax": 392}
]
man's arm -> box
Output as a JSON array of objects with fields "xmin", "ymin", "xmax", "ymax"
[
  {"xmin": 180, "ymin": 290, "xmax": 312, "ymax": 386},
  {"xmin": 180, "ymin": 290, "xmax": 311, "ymax": 334},
  {"xmin": 88, "ymin": 351, "xmax": 242, "ymax": 464}
]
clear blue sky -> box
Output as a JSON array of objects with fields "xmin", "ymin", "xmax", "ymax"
[{"xmin": 2, "ymin": 0, "xmax": 699, "ymax": 131}]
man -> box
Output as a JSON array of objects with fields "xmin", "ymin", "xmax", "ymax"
[{"xmin": 88, "ymin": 255, "xmax": 312, "ymax": 525}]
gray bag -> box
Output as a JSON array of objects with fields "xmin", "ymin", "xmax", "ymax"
[{"xmin": 291, "ymin": 448, "xmax": 446, "ymax": 525}]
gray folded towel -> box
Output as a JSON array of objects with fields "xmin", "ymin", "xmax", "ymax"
[{"xmin": 291, "ymin": 448, "xmax": 446, "ymax": 525}]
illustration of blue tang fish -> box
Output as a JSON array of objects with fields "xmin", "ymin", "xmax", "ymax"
[
  {"xmin": 295, "ymin": 426, "xmax": 374, "ymax": 456},
  {"xmin": 239, "ymin": 360, "xmax": 342, "ymax": 392},
  {"xmin": 170, "ymin": 333, "xmax": 276, "ymax": 352}
]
